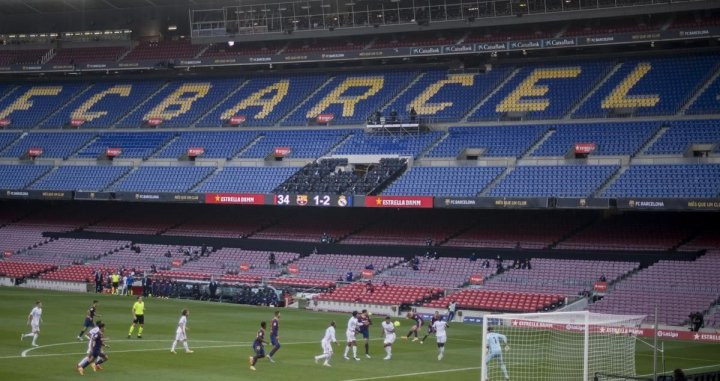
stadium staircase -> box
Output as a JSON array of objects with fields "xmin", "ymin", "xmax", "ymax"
[
  {"xmin": 232, "ymin": 134, "xmax": 265, "ymax": 158},
  {"xmin": 0, "ymin": 85, "xmax": 19, "ymax": 103},
  {"xmin": 112, "ymin": 82, "xmax": 172, "ymax": 128},
  {"xmin": 276, "ymin": 76, "xmax": 336, "ymax": 126},
  {"xmin": 326, "ymin": 133, "xmax": 356, "ymax": 156},
  {"xmin": 380, "ymin": 72, "xmax": 426, "ymax": 113},
  {"xmin": 635, "ymin": 125, "xmax": 670, "ymax": 156},
  {"xmin": 104, "ymin": 167, "xmax": 138, "ymax": 191},
  {"xmin": 192, "ymin": 79, "xmax": 250, "ymax": 128},
  {"xmin": 0, "ymin": 133, "xmax": 28, "ymax": 156},
  {"xmin": 679, "ymin": 65, "xmax": 720, "ymax": 114},
  {"xmin": 565, "ymin": 62, "xmax": 622, "ymax": 120},
  {"xmin": 478, "ymin": 167, "xmax": 513, "ymax": 196},
  {"xmin": 416, "ymin": 131, "xmax": 450, "ymax": 158},
  {"xmin": 37, "ymin": 84, "xmax": 94, "ymax": 128},
  {"xmin": 593, "ymin": 166, "xmax": 627, "ymax": 197},
  {"xmin": 188, "ymin": 167, "xmax": 221, "ymax": 193},
  {"xmin": 520, "ymin": 128, "xmax": 556, "ymax": 159},
  {"xmin": 460, "ymin": 67, "xmax": 520, "ymax": 123}
]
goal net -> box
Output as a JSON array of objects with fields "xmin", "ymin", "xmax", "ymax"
[{"xmin": 481, "ymin": 311, "xmax": 646, "ymax": 381}]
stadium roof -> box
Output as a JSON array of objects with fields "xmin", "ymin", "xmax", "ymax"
[{"xmin": 0, "ymin": 0, "xmax": 241, "ymax": 15}]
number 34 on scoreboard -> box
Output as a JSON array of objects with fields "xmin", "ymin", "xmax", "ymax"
[{"xmin": 273, "ymin": 194, "xmax": 352, "ymax": 207}]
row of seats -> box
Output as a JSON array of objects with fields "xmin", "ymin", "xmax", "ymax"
[{"xmin": 0, "ymin": 57, "xmax": 719, "ymax": 127}]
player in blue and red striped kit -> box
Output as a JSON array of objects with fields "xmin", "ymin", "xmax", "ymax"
[
  {"xmin": 404, "ymin": 312, "xmax": 424, "ymax": 342},
  {"xmin": 267, "ymin": 311, "xmax": 281, "ymax": 362},
  {"xmin": 421, "ymin": 311, "xmax": 442, "ymax": 344},
  {"xmin": 249, "ymin": 321, "xmax": 268, "ymax": 371}
]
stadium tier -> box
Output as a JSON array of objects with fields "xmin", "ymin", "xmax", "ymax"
[
  {"xmin": 531, "ymin": 122, "xmax": 659, "ymax": 157},
  {"xmin": 281, "ymin": 71, "xmax": 418, "ymax": 125},
  {"xmin": 645, "ymin": 120, "xmax": 720, "ymax": 155},
  {"xmin": 194, "ymin": 166, "xmax": 299, "ymax": 193},
  {"xmin": 573, "ymin": 56, "xmax": 719, "ymax": 118},
  {"xmin": 333, "ymin": 130, "xmax": 443, "ymax": 157},
  {"xmin": 284, "ymin": 254, "xmax": 402, "ymax": 282},
  {"xmin": 41, "ymin": 81, "xmax": 164, "ymax": 129},
  {"xmin": 555, "ymin": 213, "xmax": 701, "ymax": 251},
  {"xmin": 468, "ymin": 62, "xmax": 612, "ymax": 120},
  {"xmin": 383, "ymin": 166, "xmax": 505, "ymax": 197},
  {"xmin": 39, "ymin": 265, "xmax": 111, "ymax": 282},
  {"xmin": 372, "ymin": 257, "xmax": 502, "ymax": 288},
  {"xmin": 602, "ymin": 164, "xmax": 720, "ymax": 198},
  {"xmin": 0, "ymin": 164, "xmax": 52, "ymax": 189},
  {"xmin": 487, "ymin": 165, "xmax": 619, "ymax": 197},
  {"xmin": 172, "ymin": 248, "xmax": 299, "ymax": 279},
  {"xmin": 238, "ymin": 130, "xmax": 348, "ymax": 158},
  {"xmin": 314, "ymin": 283, "xmax": 443, "ymax": 305},
  {"xmin": 589, "ymin": 253, "xmax": 720, "ymax": 325},
  {"xmin": 73, "ymin": 132, "xmax": 174, "ymax": 159},
  {"xmin": 4, "ymin": 238, "xmax": 130, "ymax": 266},
  {"xmin": 425, "ymin": 290, "xmax": 564, "ymax": 313},
  {"xmin": 342, "ymin": 211, "xmax": 473, "ymax": 246},
  {"xmin": 47, "ymin": 46, "xmax": 129, "ymax": 65},
  {"xmin": 0, "ymin": 83, "xmax": 88, "ymax": 129},
  {"xmin": 29, "ymin": 165, "xmax": 131, "ymax": 192},
  {"xmin": 442, "ymin": 212, "xmax": 593, "ymax": 249},
  {"xmin": 0, "ymin": 261, "xmax": 55, "ymax": 278},
  {"xmin": 426, "ymin": 125, "xmax": 548, "ymax": 158},
  {"xmin": 108, "ymin": 166, "xmax": 215, "ymax": 193},
  {"xmin": 122, "ymin": 40, "xmax": 204, "ymax": 61},
  {"xmin": 88, "ymin": 244, "xmax": 199, "ymax": 272},
  {"xmin": 0, "ymin": 132, "xmax": 96, "ymax": 159},
  {"xmin": 480, "ymin": 258, "xmax": 639, "ymax": 296}
]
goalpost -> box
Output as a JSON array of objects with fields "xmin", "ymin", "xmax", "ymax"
[{"xmin": 481, "ymin": 311, "xmax": 646, "ymax": 381}]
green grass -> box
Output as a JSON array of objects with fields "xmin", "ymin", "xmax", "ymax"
[{"xmin": 0, "ymin": 287, "xmax": 719, "ymax": 381}]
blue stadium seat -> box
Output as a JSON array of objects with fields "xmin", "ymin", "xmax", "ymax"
[
  {"xmin": 603, "ymin": 164, "xmax": 720, "ymax": 198},
  {"xmin": 488, "ymin": 165, "xmax": 619, "ymax": 197},
  {"xmin": 0, "ymin": 132, "xmax": 21, "ymax": 152},
  {"xmin": 238, "ymin": 130, "xmax": 349, "ymax": 159},
  {"xmin": 646, "ymin": 120, "xmax": 720, "ymax": 155},
  {"xmin": 115, "ymin": 79, "xmax": 242, "ymax": 128},
  {"xmin": 0, "ymin": 164, "xmax": 52, "ymax": 189},
  {"xmin": 532, "ymin": 122, "xmax": 659, "ymax": 156},
  {"xmin": 469, "ymin": 62, "xmax": 612, "ymax": 121},
  {"xmin": 686, "ymin": 75, "xmax": 720, "ymax": 115},
  {"xmin": 384, "ymin": 166, "xmax": 505, "ymax": 196},
  {"xmin": 0, "ymin": 83, "xmax": 88, "ymax": 129},
  {"xmin": 194, "ymin": 166, "xmax": 299, "ymax": 193},
  {"xmin": 383, "ymin": 67, "xmax": 512, "ymax": 123},
  {"xmin": 41, "ymin": 81, "xmax": 164, "ymax": 129},
  {"xmin": 195, "ymin": 75, "xmax": 327, "ymax": 127},
  {"xmin": 109, "ymin": 166, "xmax": 216, "ymax": 193},
  {"xmin": 1, "ymin": 132, "xmax": 96, "ymax": 159},
  {"xmin": 282, "ymin": 71, "xmax": 417, "ymax": 125},
  {"xmin": 574, "ymin": 56, "xmax": 718, "ymax": 118},
  {"xmin": 334, "ymin": 131, "xmax": 443, "ymax": 158},
  {"xmin": 426, "ymin": 125, "xmax": 547, "ymax": 158},
  {"xmin": 30, "ymin": 165, "xmax": 131, "ymax": 191},
  {"xmin": 153, "ymin": 131, "xmax": 259, "ymax": 159},
  {"xmin": 74, "ymin": 132, "xmax": 174, "ymax": 159}
]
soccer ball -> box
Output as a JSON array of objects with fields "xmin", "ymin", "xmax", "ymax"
[{"xmin": 394, "ymin": 321, "xmax": 400, "ymax": 327}]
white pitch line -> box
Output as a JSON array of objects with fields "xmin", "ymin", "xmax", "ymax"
[
  {"xmin": 637, "ymin": 363, "xmax": 720, "ymax": 377},
  {"xmin": 18, "ymin": 339, "xmax": 236, "ymax": 358},
  {"xmin": 338, "ymin": 367, "xmax": 481, "ymax": 381},
  {"xmin": 5, "ymin": 338, "xmax": 386, "ymax": 360}
]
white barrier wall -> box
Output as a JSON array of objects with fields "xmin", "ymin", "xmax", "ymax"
[
  {"xmin": 0, "ymin": 277, "xmax": 14, "ymax": 287},
  {"xmin": 311, "ymin": 300, "xmax": 400, "ymax": 316},
  {"xmin": 21, "ymin": 279, "xmax": 89, "ymax": 293}
]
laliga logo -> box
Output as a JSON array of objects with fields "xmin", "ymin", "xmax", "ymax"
[{"xmin": 657, "ymin": 330, "xmax": 678, "ymax": 338}]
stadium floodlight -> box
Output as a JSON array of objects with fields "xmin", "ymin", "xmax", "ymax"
[
  {"xmin": 228, "ymin": 40, "xmax": 235, "ymax": 47},
  {"xmin": 481, "ymin": 311, "xmax": 645, "ymax": 381}
]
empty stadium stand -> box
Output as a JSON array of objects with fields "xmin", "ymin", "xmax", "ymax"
[
  {"xmin": 531, "ymin": 122, "xmax": 659, "ymax": 157},
  {"xmin": 425, "ymin": 290, "xmax": 564, "ymax": 313},
  {"xmin": 426, "ymin": 125, "xmax": 548, "ymax": 158},
  {"xmin": 194, "ymin": 166, "xmax": 298, "ymax": 194},
  {"xmin": 373, "ymin": 257, "xmax": 502, "ymax": 288},
  {"xmin": 314, "ymin": 283, "xmax": 443, "ymax": 305},
  {"xmin": 1, "ymin": 132, "xmax": 96, "ymax": 159},
  {"xmin": 73, "ymin": 132, "xmax": 174, "ymax": 159},
  {"xmin": 30, "ymin": 165, "xmax": 130, "ymax": 192},
  {"xmin": 603, "ymin": 164, "xmax": 720, "ymax": 198},
  {"xmin": 383, "ymin": 166, "xmax": 504, "ymax": 197},
  {"xmin": 487, "ymin": 165, "xmax": 619, "ymax": 197}
]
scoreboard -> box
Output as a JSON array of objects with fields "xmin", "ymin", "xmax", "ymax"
[{"xmin": 272, "ymin": 193, "xmax": 352, "ymax": 207}]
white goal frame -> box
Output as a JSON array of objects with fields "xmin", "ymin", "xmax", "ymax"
[{"xmin": 481, "ymin": 311, "xmax": 646, "ymax": 381}]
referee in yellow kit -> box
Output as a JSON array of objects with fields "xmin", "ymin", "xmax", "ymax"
[{"xmin": 128, "ymin": 296, "xmax": 145, "ymax": 339}]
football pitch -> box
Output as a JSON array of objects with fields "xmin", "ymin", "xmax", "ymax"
[{"xmin": 1, "ymin": 287, "xmax": 719, "ymax": 381}]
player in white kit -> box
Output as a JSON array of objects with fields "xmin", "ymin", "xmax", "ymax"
[
  {"xmin": 21, "ymin": 301, "xmax": 42, "ymax": 347},
  {"xmin": 381, "ymin": 316, "xmax": 396, "ymax": 360},
  {"xmin": 314, "ymin": 321, "xmax": 337, "ymax": 367},
  {"xmin": 343, "ymin": 311, "xmax": 361, "ymax": 361},
  {"xmin": 171, "ymin": 309, "xmax": 193, "ymax": 354},
  {"xmin": 432, "ymin": 318, "xmax": 448, "ymax": 360}
]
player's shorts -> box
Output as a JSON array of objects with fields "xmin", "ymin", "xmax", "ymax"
[
  {"xmin": 359, "ymin": 328, "xmax": 370, "ymax": 339},
  {"xmin": 321, "ymin": 340, "xmax": 333, "ymax": 355},
  {"xmin": 485, "ymin": 350, "xmax": 504, "ymax": 364},
  {"xmin": 427, "ymin": 325, "xmax": 435, "ymax": 334},
  {"xmin": 436, "ymin": 334, "xmax": 447, "ymax": 345},
  {"xmin": 83, "ymin": 318, "xmax": 94, "ymax": 328},
  {"xmin": 253, "ymin": 343, "xmax": 265, "ymax": 356},
  {"xmin": 175, "ymin": 330, "xmax": 186, "ymax": 341},
  {"xmin": 133, "ymin": 315, "xmax": 144, "ymax": 324},
  {"xmin": 31, "ymin": 322, "xmax": 40, "ymax": 333},
  {"xmin": 346, "ymin": 331, "xmax": 356, "ymax": 342},
  {"xmin": 383, "ymin": 333, "xmax": 396, "ymax": 345},
  {"xmin": 270, "ymin": 335, "xmax": 280, "ymax": 346},
  {"xmin": 91, "ymin": 346, "xmax": 102, "ymax": 359},
  {"xmin": 112, "ymin": 282, "xmax": 119, "ymax": 288}
]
